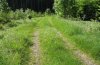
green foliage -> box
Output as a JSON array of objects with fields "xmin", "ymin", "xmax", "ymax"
[
  {"xmin": 0, "ymin": 0, "xmax": 9, "ymax": 12},
  {"xmin": 81, "ymin": 1, "xmax": 97, "ymax": 20},
  {"xmin": 0, "ymin": 24, "xmax": 4, "ymax": 30},
  {"xmin": 75, "ymin": 0, "xmax": 99, "ymax": 20},
  {"xmin": 54, "ymin": 0, "xmax": 100, "ymax": 20},
  {"xmin": 0, "ymin": 9, "xmax": 40, "ymax": 29},
  {"xmin": 7, "ymin": 9, "xmax": 42, "ymax": 20},
  {"xmin": 0, "ymin": 11, "xmax": 11, "ymax": 24},
  {"xmin": 38, "ymin": 17, "xmax": 83, "ymax": 65},
  {"xmin": 0, "ymin": 21, "xmax": 36, "ymax": 65},
  {"xmin": 54, "ymin": 0, "xmax": 76, "ymax": 17},
  {"xmin": 50, "ymin": 15, "xmax": 100, "ymax": 63},
  {"xmin": 96, "ymin": 0, "xmax": 100, "ymax": 21},
  {"xmin": 45, "ymin": 9, "xmax": 52, "ymax": 15},
  {"xmin": 7, "ymin": 22, "xmax": 18, "ymax": 27}
]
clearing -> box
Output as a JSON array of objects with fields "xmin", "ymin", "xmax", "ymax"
[{"xmin": 0, "ymin": 15, "xmax": 100, "ymax": 65}]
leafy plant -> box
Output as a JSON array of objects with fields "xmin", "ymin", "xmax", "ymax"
[
  {"xmin": 54, "ymin": 0, "xmax": 77, "ymax": 17},
  {"xmin": 0, "ymin": 24, "xmax": 4, "ymax": 30},
  {"xmin": 0, "ymin": 0, "xmax": 9, "ymax": 12}
]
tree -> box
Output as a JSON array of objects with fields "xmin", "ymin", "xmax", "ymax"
[
  {"xmin": 0, "ymin": 0, "xmax": 9, "ymax": 12},
  {"xmin": 95, "ymin": 0, "xmax": 100, "ymax": 21},
  {"xmin": 54, "ymin": 0, "xmax": 76, "ymax": 17}
]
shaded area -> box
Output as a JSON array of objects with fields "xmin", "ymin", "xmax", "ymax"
[
  {"xmin": 7, "ymin": 0, "xmax": 54, "ymax": 12},
  {"xmin": 80, "ymin": 3, "xmax": 97, "ymax": 21},
  {"xmin": 83, "ymin": 4, "xmax": 96, "ymax": 20}
]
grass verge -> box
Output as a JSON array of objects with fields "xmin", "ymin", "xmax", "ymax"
[{"xmin": 0, "ymin": 20, "xmax": 36, "ymax": 65}]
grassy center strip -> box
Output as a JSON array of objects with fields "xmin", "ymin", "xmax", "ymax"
[{"xmin": 39, "ymin": 26, "xmax": 83, "ymax": 65}]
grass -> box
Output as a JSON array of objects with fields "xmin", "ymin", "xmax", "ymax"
[
  {"xmin": 0, "ymin": 19, "xmax": 36, "ymax": 65},
  {"xmin": 48, "ymin": 16, "xmax": 100, "ymax": 63},
  {"xmin": 38, "ymin": 17, "xmax": 83, "ymax": 65},
  {"xmin": 0, "ymin": 15, "xmax": 100, "ymax": 65}
]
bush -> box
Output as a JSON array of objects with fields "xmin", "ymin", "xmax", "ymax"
[
  {"xmin": 80, "ymin": 1, "xmax": 97, "ymax": 20},
  {"xmin": 14, "ymin": 9, "xmax": 26, "ymax": 20},
  {"xmin": 54, "ymin": 0, "xmax": 78, "ymax": 17},
  {"xmin": 0, "ymin": 11, "xmax": 11, "ymax": 24},
  {"xmin": 74, "ymin": 0, "xmax": 100, "ymax": 20},
  {"xmin": 96, "ymin": 0, "xmax": 100, "ymax": 21},
  {"xmin": 0, "ymin": 33, "xmax": 4, "ymax": 39},
  {"xmin": 0, "ymin": 24, "xmax": 4, "ymax": 30},
  {"xmin": 0, "ymin": 0, "xmax": 9, "ymax": 12},
  {"xmin": 8, "ymin": 9, "xmax": 40, "ymax": 20},
  {"xmin": 54, "ymin": 0, "xmax": 100, "ymax": 20},
  {"xmin": 7, "ymin": 22, "xmax": 18, "ymax": 27}
]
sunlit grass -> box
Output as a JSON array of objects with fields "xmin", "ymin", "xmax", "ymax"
[
  {"xmin": 0, "ymin": 20, "xmax": 36, "ymax": 65},
  {"xmin": 1, "ymin": 15, "xmax": 100, "ymax": 65},
  {"xmin": 49, "ymin": 16, "xmax": 100, "ymax": 63},
  {"xmin": 38, "ymin": 18, "xmax": 83, "ymax": 65}
]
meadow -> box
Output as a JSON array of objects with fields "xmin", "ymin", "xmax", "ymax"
[
  {"xmin": 0, "ymin": 15, "xmax": 100, "ymax": 65},
  {"xmin": 0, "ymin": 0, "xmax": 100, "ymax": 65},
  {"xmin": 0, "ymin": 18, "xmax": 37, "ymax": 65}
]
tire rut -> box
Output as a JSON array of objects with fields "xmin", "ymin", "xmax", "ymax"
[
  {"xmin": 29, "ymin": 30, "xmax": 40, "ymax": 65},
  {"xmin": 54, "ymin": 28, "xmax": 97, "ymax": 65}
]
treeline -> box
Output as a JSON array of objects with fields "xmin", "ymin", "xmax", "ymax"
[
  {"xmin": 0, "ymin": 0, "xmax": 9, "ymax": 11},
  {"xmin": 7, "ymin": 0, "xmax": 54, "ymax": 12},
  {"xmin": 0, "ymin": 0, "xmax": 100, "ymax": 21},
  {"xmin": 54, "ymin": 0, "xmax": 100, "ymax": 21}
]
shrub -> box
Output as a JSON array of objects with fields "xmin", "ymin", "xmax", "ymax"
[
  {"xmin": 0, "ymin": 11, "xmax": 11, "ymax": 24},
  {"xmin": 81, "ymin": 1, "xmax": 97, "ymax": 20},
  {"xmin": 0, "ymin": 24, "xmax": 4, "ymax": 30},
  {"xmin": 54, "ymin": 0, "xmax": 78, "ymax": 17},
  {"xmin": 0, "ymin": 0, "xmax": 10, "ymax": 12},
  {"xmin": 75, "ymin": 0, "xmax": 99, "ymax": 20},
  {"xmin": 0, "ymin": 33, "xmax": 4, "ymax": 39},
  {"xmin": 0, "ymin": 16, "xmax": 11, "ymax": 24},
  {"xmin": 7, "ymin": 22, "xmax": 17, "ymax": 27},
  {"xmin": 9, "ymin": 9, "xmax": 40, "ymax": 20},
  {"xmin": 96, "ymin": 0, "xmax": 100, "ymax": 21},
  {"xmin": 54, "ymin": 0, "xmax": 100, "ymax": 20},
  {"xmin": 14, "ymin": 9, "xmax": 26, "ymax": 20}
]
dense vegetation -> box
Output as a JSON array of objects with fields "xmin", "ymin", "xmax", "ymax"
[
  {"xmin": 0, "ymin": 21, "xmax": 36, "ymax": 65},
  {"xmin": 7, "ymin": 0, "xmax": 54, "ymax": 12},
  {"xmin": 38, "ymin": 16, "xmax": 100, "ymax": 65},
  {"xmin": 50, "ymin": 16, "xmax": 100, "ymax": 62},
  {"xmin": 54, "ymin": 0, "xmax": 100, "ymax": 20},
  {"xmin": 0, "ymin": 0, "xmax": 100, "ymax": 21},
  {"xmin": 0, "ymin": 0, "xmax": 100, "ymax": 65}
]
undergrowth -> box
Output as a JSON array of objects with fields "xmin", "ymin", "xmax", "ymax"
[
  {"xmin": 0, "ymin": 20, "xmax": 36, "ymax": 65},
  {"xmin": 38, "ymin": 17, "xmax": 83, "ymax": 65},
  {"xmin": 50, "ymin": 16, "xmax": 100, "ymax": 63}
]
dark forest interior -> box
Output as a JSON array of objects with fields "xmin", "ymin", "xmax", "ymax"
[{"xmin": 7, "ymin": 0, "xmax": 54, "ymax": 12}]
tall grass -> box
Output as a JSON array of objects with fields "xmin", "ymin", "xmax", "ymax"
[
  {"xmin": 1, "ymin": 14, "xmax": 100, "ymax": 65},
  {"xmin": 50, "ymin": 16, "xmax": 100, "ymax": 63},
  {"xmin": 0, "ymin": 20, "xmax": 36, "ymax": 65},
  {"xmin": 38, "ymin": 17, "xmax": 83, "ymax": 65}
]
